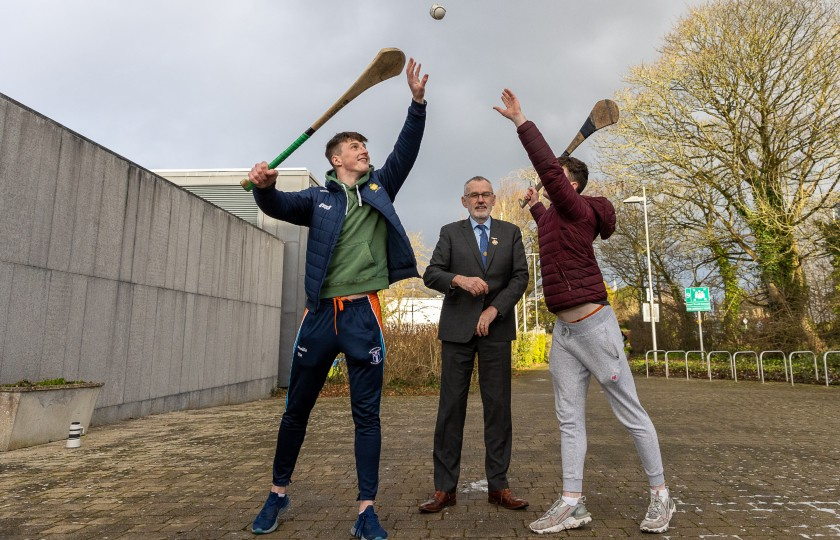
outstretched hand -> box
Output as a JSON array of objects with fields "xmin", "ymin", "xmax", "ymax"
[
  {"xmin": 407, "ymin": 57, "xmax": 428, "ymax": 104},
  {"xmin": 493, "ymin": 88, "xmax": 527, "ymax": 127}
]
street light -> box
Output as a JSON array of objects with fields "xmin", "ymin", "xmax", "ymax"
[
  {"xmin": 528, "ymin": 252, "xmax": 540, "ymax": 330},
  {"xmin": 623, "ymin": 185, "xmax": 658, "ymax": 362}
]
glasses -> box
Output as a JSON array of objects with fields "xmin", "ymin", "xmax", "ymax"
[{"xmin": 465, "ymin": 192, "xmax": 495, "ymax": 200}]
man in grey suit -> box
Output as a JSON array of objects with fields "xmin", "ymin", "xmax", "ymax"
[{"xmin": 419, "ymin": 176, "xmax": 530, "ymax": 514}]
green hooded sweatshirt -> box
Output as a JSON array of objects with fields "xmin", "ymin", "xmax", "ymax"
[{"xmin": 319, "ymin": 167, "xmax": 390, "ymax": 299}]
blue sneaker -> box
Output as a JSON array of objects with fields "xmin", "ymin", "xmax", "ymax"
[
  {"xmin": 251, "ymin": 492, "xmax": 291, "ymax": 535},
  {"xmin": 350, "ymin": 506, "xmax": 388, "ymax": 540}
]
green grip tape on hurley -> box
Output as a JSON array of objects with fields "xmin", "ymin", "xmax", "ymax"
[
  {"xmin": 269, "ymin": 132, "xmax": 311, "ymax": 169},
  {"xmin": 241, "ymin": 131, "xmax": 312, "ymax": 191}
]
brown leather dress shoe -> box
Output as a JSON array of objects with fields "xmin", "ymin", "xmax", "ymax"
[
  {"xmin": 487, "ymin": 488, "xmax": 529, "ymax": 510},
  {"xmin": 419, "ymin": 490, "xmax": 457, "ymax": 513}
]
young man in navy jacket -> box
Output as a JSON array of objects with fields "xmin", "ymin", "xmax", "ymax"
[
  {"xmin": 495, "ymin": 88, "xmax": 674, "ymax": 535},
  {"xmin": 246, "ymin": 58, "xmax": 428, "ymax": 540}
]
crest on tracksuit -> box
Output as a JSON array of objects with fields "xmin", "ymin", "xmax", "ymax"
[{"xmin": 369, "ymin": 347, "xmax": 383, "ymax": 365}]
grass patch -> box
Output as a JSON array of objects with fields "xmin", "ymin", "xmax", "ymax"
[{"xmin": 1, "ymin": 378, "xmax": 89, "ymax": 388}]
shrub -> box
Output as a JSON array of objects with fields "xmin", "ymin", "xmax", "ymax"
[
  {"xmin": 513, "ymin": 331, "xmax": 550, "ymax": 368},
  {"xmin": 317, "ymin": 325, "xmax": 552, "ymax": 395}
]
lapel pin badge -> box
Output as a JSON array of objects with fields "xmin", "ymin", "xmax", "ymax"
[{"xmin": 491, "ymin": 237, "xmax": 498, "ymax": 245}]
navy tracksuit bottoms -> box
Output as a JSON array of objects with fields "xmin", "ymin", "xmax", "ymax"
[{"xmin": 271, "ymin": 293, "xmax": 386, "ymax": 501}]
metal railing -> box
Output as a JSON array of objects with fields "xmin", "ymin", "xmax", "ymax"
[
  {"xmin": 732, "ymin": 351, "xmax": 760, "ymax": 382},
  {"xmin": 643, "ymin": 349, "xmax": 667, "ymax": 378},
  {"xmin": 759, "ymin": 350, "xmax": 786, "ymax": 384},
  {"xmin": 788, "ymin": 351, "xmax": 819, "ymax": 386},
  {"xmin": 664, "ymin": 350, "xmax": 684, "ymax": 379},
  {"xmin": 706, "ymin": 351, "xmax": 732, "ymax": 382},
  {"xmin": 684, "ymin": 350, "xmax": 703, "ymax": 380},
  {"xmin": 640, "ymin": 348, "xmax": 837, "ymax": 386},
  {"xmin": 824, "ymin": 351, "xmax": 839, "ymax": 387}
]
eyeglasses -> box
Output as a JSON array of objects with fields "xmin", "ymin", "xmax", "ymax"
[{"xmin": 465, "ymin": 192, "xmax": 495, "ymax": 200}]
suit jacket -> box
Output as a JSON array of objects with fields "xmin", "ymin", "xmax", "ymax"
[{"xmin": 424, "ymin": 218, "xmax": 529, "ymax": 343}]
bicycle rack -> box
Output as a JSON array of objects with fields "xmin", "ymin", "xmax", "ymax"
[
  {"xmin": 640, "ymin": 349, "xmax": 836, "ymax": 387},
  {"xmin": 684, "ymin": 350, "xmax": 703, "ymax": 380},
  {"xmin": 824, "ymin": 351, "xmax": 839, "ymax": 387},
  {"xmin": 643, "ymin": 350, "xmax": 667, "ymax": 379},
  {"xmin": 665, "ymin": 350, "xmax": 687, "ymax": 380},
  {"xmin": 732, "ymin": 351, "xmax": 760, "ymax": 382},
  {"xmin": 759, "ymin": 350, "xmax": 786, "ymax": 384},
  {"xmin": 787, "ymin": 351, "xmax": 817, "ymax": 386},
  {"xmin": 706, "ymin": 351, "xmax": 733, "ymax": 381}
]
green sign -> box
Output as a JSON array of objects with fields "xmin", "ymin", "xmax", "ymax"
[{"xmin": 685, "ymin": 287, "xmax": 711, "ymax": 312}]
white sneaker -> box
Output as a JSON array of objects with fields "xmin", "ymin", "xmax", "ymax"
[
  {"xmin": 528, "ymin": 496, "xmax": 592, "ymax": 534},
  {"xmin": 640, "ymin": 492, "xmax": 676, "ymax": 533}
]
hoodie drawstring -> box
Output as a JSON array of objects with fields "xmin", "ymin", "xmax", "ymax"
[
  {"xmin": 332, "ymin": 297, "xmax": 345, "ymax": 335},
  {"xmin": 340, "ymin": 184, "xmax": 363, "ymax": 216}
]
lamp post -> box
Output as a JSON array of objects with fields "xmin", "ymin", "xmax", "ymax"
[
  {"xmin": 527, "ymin": 252, "xmax": 540, "ymax": 330},
  {"xmin": 623, "ymin": 185, "xmax": 658, "ymax": 361}
]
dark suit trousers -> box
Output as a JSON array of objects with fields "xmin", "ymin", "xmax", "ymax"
[{"xmin": 433, "ymin": 338, "xmax": 513, "ymax": 493}]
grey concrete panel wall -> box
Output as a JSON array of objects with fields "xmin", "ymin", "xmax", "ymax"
[
  {"xmin": 62, "ymin": 274, "xmax": 89, "ymax": 381},
  {"xmin": 40, "ymin": 272, "xmax": 72, "ymax": 380},
  {"xmin": 184, "ymin": 196, "xmax": 204, "ymax": 295},
  {"xmin": 2, "ymin": 267, "xmax": 50, "ymax": 383},
  {"xmin": 197, "ymin": 204, "xmax": 217, "ymax": 297},
  {"xmin": 0, "ymin": 93, "xmax": 285, "ymax": 425},
  {"xmin": 94, "ymin": 155, "xmax": 129, "ymax": 281},
  {"xmin": 101, "ymin": 282, "xmax": 132, "ymax": 407},
  {"xmin": 119, "ymin": 168, "xmax": 140, "ymax": 282},
  {"xmin": 0, "ymin": 262, "xmax": 13, "ymax": 381},
  {"xmin": 146, "ymin": 178, "xmax": 172, "ymax": 289},
  {"xmin": 69, "ymin": 144, "xmax": 106, "ymax": 277},
  {"xmin": 27, "ymin": 121, "xmax": 62, "ymax": 269},
  {"xmin": 47, "ymin": 132, "xmax": 83, "ymax": 272},
  {"xmin": 169, "ymin": 292, "xmax": 187, "ymax": 396},
  {"xmin": 0, "ymin": 104, "xmax": 34, "ymax": 266},
  {"xmin": 129, "ymin": 173, "xmax": 155, "ymax": 286},
  {"xmin": 78, "ymin": 277, "xmax": 118, "ymax": 384},
  {"xmin": 150, "ymin": 288, "xmax": 176, "ymax": 400}
]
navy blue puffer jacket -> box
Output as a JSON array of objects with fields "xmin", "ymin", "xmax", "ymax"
[{"xmin": 253, "ymin": 100, "xmax": 426, "ymax": 312}]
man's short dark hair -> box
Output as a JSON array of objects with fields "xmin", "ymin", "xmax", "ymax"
[
  {"xmin": 557, "ymin": 156, "xmax": 588, "ymax": 193},
  {"xmin": 325, "ymin": 132, "xmax": 368, "ymax": 163}
]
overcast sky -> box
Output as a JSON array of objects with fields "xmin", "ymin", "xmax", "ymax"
[{"xmin": 1, "ymin": 0, "xmax": 703, "ymax": 244}]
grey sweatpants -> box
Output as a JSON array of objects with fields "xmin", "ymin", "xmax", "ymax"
[{"xmin": 549, "ymin": 305, "xmax": 665, "ymax": 493}]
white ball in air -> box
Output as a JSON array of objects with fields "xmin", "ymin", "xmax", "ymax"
[{"xmin": 430, "ymin": 4, "xmax": 446, "ymax": 20}]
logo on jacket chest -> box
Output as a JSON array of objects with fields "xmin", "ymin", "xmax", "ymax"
[{"xmin": 318, "ymin": 203, "xmax": 332, "ymax": 211}]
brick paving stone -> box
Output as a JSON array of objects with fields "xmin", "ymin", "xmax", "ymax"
[{"xmin": 2, "ymin": 367, "xmax": 840, "ymax": 538}]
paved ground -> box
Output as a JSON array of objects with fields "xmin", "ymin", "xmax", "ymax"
[{"xmin": 1, "ymin": 366, "xmax": 839, "ymax": 539}]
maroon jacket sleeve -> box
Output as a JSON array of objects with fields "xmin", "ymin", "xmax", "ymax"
[
  {"xmin": 529, "ymin": 201, "xmax": 547, "ymax": 222},
  {"xmin": 516, "ymin": 121, "xmax": 592, "ymax": 223}
]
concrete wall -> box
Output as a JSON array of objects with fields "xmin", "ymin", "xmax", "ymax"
[
  {"xmin": 0, "ymin": 92, "xmax": 285, "ymax": 425},
  {"xmin": 155, "ymin": 169, "xmax": 317, "ymax": 387}
]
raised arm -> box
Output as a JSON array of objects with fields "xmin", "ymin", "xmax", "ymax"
[
  {"xmin": 495, "ymin": 89, "xmax": 590, "ymax": 221},
  {"xmin": 376, "ymin": 57, "xmax": 428, "ymax": 200}
]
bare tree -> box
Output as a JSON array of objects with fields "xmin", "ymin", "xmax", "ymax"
[
  {"xmin": 380, "ymin": 231, "xmax": 434, "ymax": 327},
  {"xmin": 598, "ymin": 0, "xmax": 840, "ymax": 350}
]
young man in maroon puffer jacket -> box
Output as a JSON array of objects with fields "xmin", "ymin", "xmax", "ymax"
[{"xmin": 494, "ymin": 88, "xmax": 675, "ymax": 535}]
